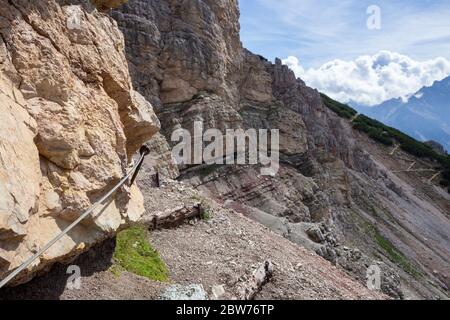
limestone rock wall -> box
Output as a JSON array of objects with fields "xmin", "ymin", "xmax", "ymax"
[
  {"xmin": 111, "ymin": 0, "xmax": 243, "ymax": 177},
  {"xmin": 112, "ymin": 0, "xmax": 242, "ymax": 108},
  {"xmin": 0, "ymin": 0, "xmax": 159, "ymax": 284},
  {"xmin": 112, "ymin": 0, "xmax": 450, "ymax": 299}
]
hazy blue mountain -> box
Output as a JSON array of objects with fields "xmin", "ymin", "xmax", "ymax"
[{"xmin": 352, "ymin": 76, "xmax": 450, "ymax": 152}]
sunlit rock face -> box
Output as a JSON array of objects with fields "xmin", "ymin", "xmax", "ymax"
[
  {"xmin": 113, "ymin": 0, "xmax": 450, "ymax": 299},
  {"xmin": 0, "ymin": 0, "xmax": 159, "ymax": 285}
]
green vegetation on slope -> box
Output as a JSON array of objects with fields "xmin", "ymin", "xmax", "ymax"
[
  {"xmin": 353, "ymin": 116, "xmax": 394, "ymax": 146},
  {"xmin": 113, "ymin": 225, "xmax": 168, "ymax": 282},
  {"xmin": 354, "ymin": 115, "xmax": 440, "ymax": 159},
  {"xmin": 320, "ymin": 94, "xmax": 450, "ymax": 192},
  {"xmin": 320, "ymin": 93, "xmax": 358, "ymax": 119},
  {"xmin": 364, "ymin": 223, "xmax": 422, "ymax": 279},
  {"xmin": 353, "ymin": 114, "xmax": 450, "ymax": 190}
]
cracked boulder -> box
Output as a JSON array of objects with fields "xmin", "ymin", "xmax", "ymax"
[{"xmin": 0, "ymin": 0, "xmax": 158, "ymax": 285}]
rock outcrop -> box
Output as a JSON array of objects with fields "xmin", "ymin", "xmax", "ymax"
[
  {"xmin": 113, "ymin": 0, "xmax": 450, "ymax": 299},
  {"xmin": 0, "ymin": 0, "xmax": 159, "ymax": 285},
  {"xmin": 112, "ymin": 0, "xmax": 242, "ymax": 108},
  {"xmin": 425, "ymin": 140, "xmax": 447, "ymax": 156}
]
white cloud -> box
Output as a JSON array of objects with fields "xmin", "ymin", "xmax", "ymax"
[
  {"xmin": 282, "ymin": 56, "xmax": 305, "ymax": 76},
  {"xmin": 414, "ymin": 92, "xmax": 424, "ymax": 99},
  {"xmin": 283, "ymin": 51, "xmax": 450, "ymax": 106}
]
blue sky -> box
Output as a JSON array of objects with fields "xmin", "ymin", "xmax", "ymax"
[
  {"xmin": 239, "ymin": 0, "xmax": 450, "ymax": 68},
  {"xmin": 239, "ymin": 0, "xmax": 450, "ymax": 106}
]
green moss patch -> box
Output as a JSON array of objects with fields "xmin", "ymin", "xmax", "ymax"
[{"xmin": 113, "ymin": 225, "xmax": 168, "ymax": 282}]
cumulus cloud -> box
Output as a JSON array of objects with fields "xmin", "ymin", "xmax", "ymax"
[{"xmin": 282, "ymin": 51, "xmax": 450, "ymax": 106}]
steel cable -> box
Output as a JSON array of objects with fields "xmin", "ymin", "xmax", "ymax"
[{"xmin": 0, "ymin": 146, "xmax": 150, "ymax": 289}]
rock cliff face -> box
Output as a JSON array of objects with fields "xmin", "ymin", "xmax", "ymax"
[
  {"xmin": 112, "ymin": 0, "xmax": 242, "ymax": 108},
  {"xmin": 113, "ymin": 0, "xmax": 450, "ymax": 299},
  {"xmin": 0, "ymin": 0, "xmax": 448, "ymax": 300},
  {"xmin": 111, "ymin": 0, "xmax": 244, "ymax": 178},
  {"xmin": 0, "ymin": 0, "xmax": 159, "ymax": 284}
]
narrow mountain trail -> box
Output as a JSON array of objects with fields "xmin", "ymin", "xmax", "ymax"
[
  {"xmin": 0, "ymin": 182, "xmax": 386, "ymax": 300},
  {"xmin": 148, "ymin": 192, "xmax": 387, "ymax": 300}
]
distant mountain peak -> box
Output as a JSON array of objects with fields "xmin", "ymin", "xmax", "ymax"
[{"xmin": 352, "ymin": 75, "xmax": 450, "ymax": 152}]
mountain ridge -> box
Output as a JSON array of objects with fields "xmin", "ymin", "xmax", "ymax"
[{"xmin": 353, "ymin": 76, "xmax": 450, "ymax": 152}]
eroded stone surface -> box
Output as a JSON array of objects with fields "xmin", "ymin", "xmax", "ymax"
[
  {"xmin": 113, "ymin": 0, "xmax": 450, "ymax": 299},
  {"xmin": 0, "ymin": 0, "xmax": 157, "ymax": 285}
]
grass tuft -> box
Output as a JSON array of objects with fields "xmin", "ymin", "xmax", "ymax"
[
  {"xmin": 113, "ymin": 225, "xmax": 168, "ymax": 282},
  {"xmin": 366, "ymin": 224, "xmax": 422, "ymax": 279},
  {"xmin": 200, "ymin": 206, "xmax": 211, "ymax": 221},
  {"xmin": 191, "ymin": 195, "xmax": 213, "ymax": 221}
]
